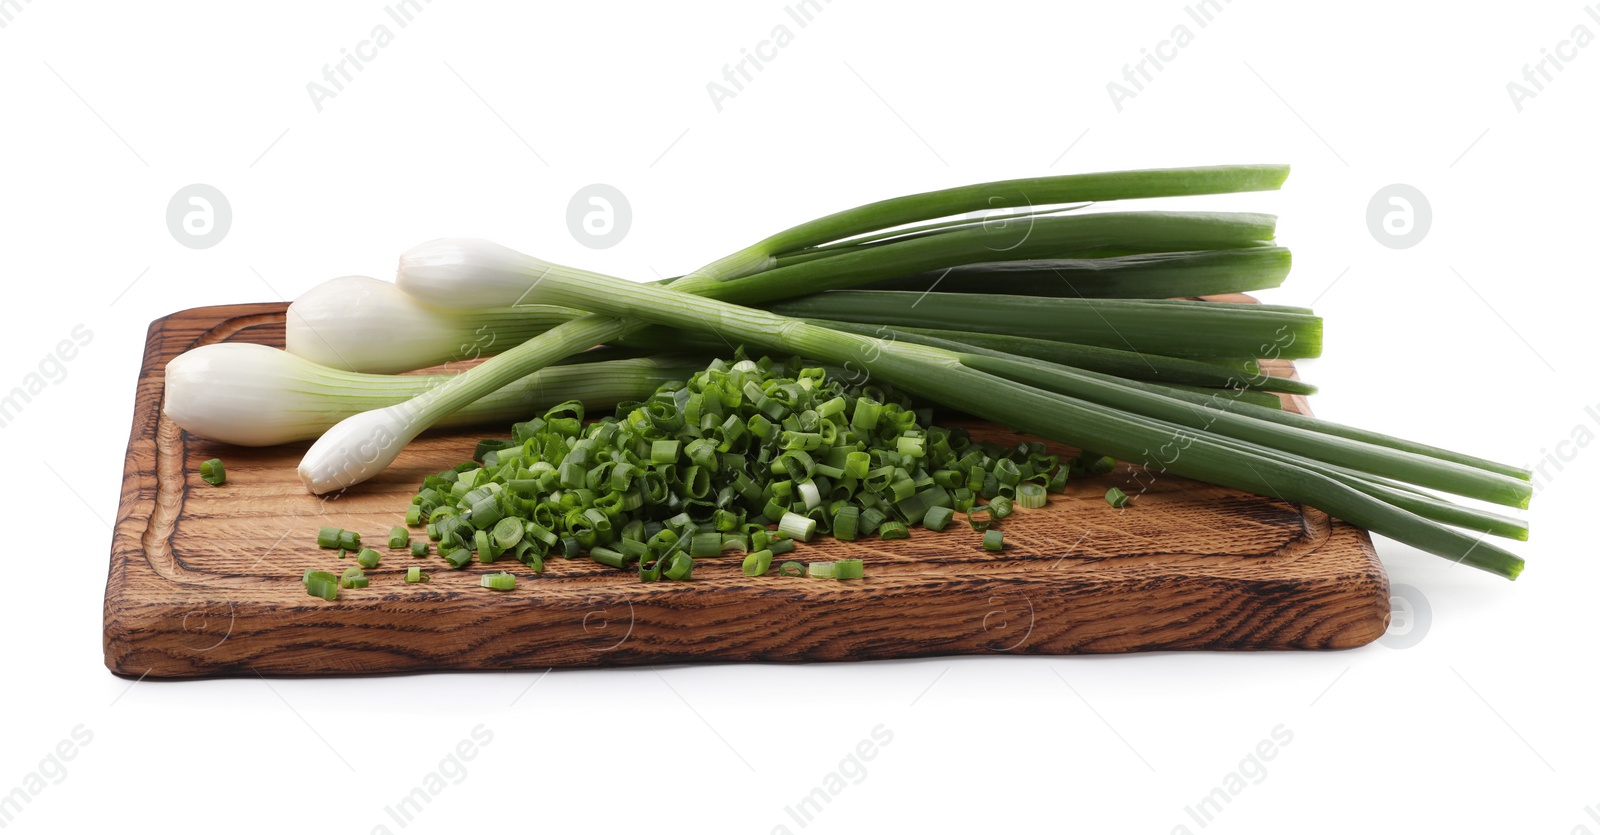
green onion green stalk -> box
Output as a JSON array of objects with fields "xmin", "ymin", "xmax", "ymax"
[{"xmin": 363, "ymin": 252, "xmax": 1528, "ymax": 579}]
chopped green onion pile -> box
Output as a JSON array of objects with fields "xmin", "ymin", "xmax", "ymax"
[{"xmin": 394, "ymin": 356, "xmax": 1086, "ymax": 583}]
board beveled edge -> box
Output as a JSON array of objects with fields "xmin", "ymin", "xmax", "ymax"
[{"xmin": 103, "ymin": 303, "xmax": 1391, "ymax": 679}]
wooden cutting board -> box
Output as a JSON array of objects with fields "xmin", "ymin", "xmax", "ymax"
[{"xmin": 103, "ymin": 302, "xmax": 1390, "ymax": 678}]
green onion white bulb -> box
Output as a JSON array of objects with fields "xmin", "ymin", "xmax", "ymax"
[
  {"xmin": 163, "ymin": 342, "xmax": 694, "ymax": 447},
  {"xmin": 286, "ymin": 275, "xmax": 581, "ymax": 374},
  {"xmin": 396, "ymin": 238, "xmax": 562, "ymax": 310}
]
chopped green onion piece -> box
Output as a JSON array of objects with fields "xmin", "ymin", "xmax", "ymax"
[
  {"xmin": 879, "ymin": 520, "xmax": 909, "ymax": 540},
  {"xmin": 590, "ymin": 546, "xmax": 628, "ymax": 569},
  {"xmin": 338, "ymin": 530, "xmax": 361, "ymax": 551},
  {"xmin": 664, "ymin": 553, "xmax": 695, "ymax": 581},
  {"xmin": 491, "ymin": 517, "xmax": 524, "ymax": 550},
  {"xmin": 1089, "ymin": 455, "xmax": 1117, "ymax": 475},
  {"xmin": 989, "ymin": 496, "xmax": 1014, "ymax": 520},
  {"xmin": 481, "ymin": 571, "xmax": 517, "ymax": 590},
  {"xmin": 833, "ymin": 558, "xmax": 864, "ymax": 579},
  {"xmin": 316, "ymin": 526, "xmax": 342, "ymax": 549},
  {"xmin": 303, "ymin": 569, "xmax": 337, "ymax": 585},
  {"xmin": 405, "ymin": 566, "xmax": 430, "ymax": 583},
  {"xmin": 651, "ymin": 439, "xmax": 681, "ymax": 463},
  {"xmin": 305, "ymin": 576, "xmax": 339, "ymax": 600},
  {"xmin": 983, "ymin": 529, "xmax": 1005, "ymax": 551},
  {"xmin": 441, "ymin": 548, "xmax": 473, "ymax": 568},
  {"xmin": 1106, "ymin": 486, "xmax": 1131, "ymax": 508},
  {"xmin": 199, "ymin": 458, "xmax": 225, "ymax": 486},
  {"xmin": 777, "ymin": 511, "xmax": 817, "ymax": 542},
  {"xmin": 405, "ymin": 505, "xmax": 423, "ymax": 526},
  {"xmin": 340, "ymin": 566, "xmax": 369, "ymax": 588},
  {"xmin": 356, "ymin": 548, "xmax": 382, "ymax": 569},
  {"xmin": 410, "ymin": 541, "xmax": 429, "ymax": 558},
  {"xmin": 858, "ymin": 507, "xmax": 887, "ymax": 535},
  {"xmin": 1015, "ymin": 483, "xmax": 1048, "ymax": 509},
  {"xmin": 923, "ymin": 506, "xmax": 954, "ymax": 532},
  {"xmin": 779, "ymin": 560, "xmax": 805, "ymax": 577},
  {"xmin": 807, "ymin": 561, "xmax": 836, "ymax": 578},
  {"xmin": 768, "ymin": 537, "xmax": 797, "ymax": 556},
  {"xmin": 388, "ymin": 526, "xmax": 410, "ymax": 548},
  {"xmin": 742, "ymin": 549, "xmax": 774, "ymax": 576},
  {"xmin": 832, "ymin": 506, "xmax": 860, "ymax": 541},
  {"xmin": 689, "ymin": 531, "xmax": 723, "ymax": 558},
  {"xmin": 967, "ymin": 506, "xmax": 992, "ymax": 532}
]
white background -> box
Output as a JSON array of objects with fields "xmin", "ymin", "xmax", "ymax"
[{"xmin": 2, "ymin": 1, "xmax": 1596, "ymax": 832}]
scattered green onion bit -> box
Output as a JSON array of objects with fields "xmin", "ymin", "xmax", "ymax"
[
  {"xmin": 303, "ymin": 569, "xmax": 340, "ymax": 599},
  {"xmin": 967, "ymin": 506, "xmax": 993, "ymax": 532},
  {"xmin": 338, "ymin": 530, "xmax": 361, "ymax": 551},
  {"xmin": 305, "ymin": 575, "xmax": 339, "ymax": 601},
  {"xmin": 878, "ymin": 520, "xmax": 909, "ymax": 540},
  {"xmin": 742, "ymin": 549, "xmax": 774, "ymax": 577},
  {"xmin": 923, "ymin": 506, "xmax": 954, "ymax": 532},
  {"xmin": 481, "ymin": 571, "xmax": 517, "ymax": 591},
  {"xmin": 356, "ymin": 547, "xmax": 382, "ymax": 569},
  {"xmin": 807, "ymin": 561, "xmax": 836, "ymax": 579},
  {"xmin": 833, "ymin": 558, "xmax": 864, "ymax": 580},
  {"xmin": 340, "ymin": 566, "xmax": 369, "ymax": 589},
  {"xmin": 779, "ymin": 561, "xmax": 805, "ymax": 577},
  {"xmin": 316, "ymin": 526, "xmax": 343, "ymax": 549},
  {"xmin": 199, "ymin": 458, "xmax": 225, "ymax": 486},
  {"xmin": 410, "ymin": 541, "xmax": 429, "ymax": 558},
  {"xmin": 664, "ymin": 553, "xmax": 695, "ymax": 581},
  {"xmin": 1106, "ymin": 486, "xmax": 1131, "ymax": 508},
  {"xmin": 388, "ymin": 526, "xmax": 410, "ymax": 548},
  {"xmin": 983, "ymin": 530, "xmax": 1005, "ymax": 552},
  {"xmin": 405, "ymin": 566, "xmax": 430, "ymax": 584}
]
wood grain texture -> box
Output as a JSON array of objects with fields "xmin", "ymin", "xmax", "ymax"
[{"xmin": 103, "ymin": 301, "xmax": 1389, "ymax": 679}]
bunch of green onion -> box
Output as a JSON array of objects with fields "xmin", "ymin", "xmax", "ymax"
[{"xmin": 160, "ymin": 164, "xmax": 1529, "ymax": 579}]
